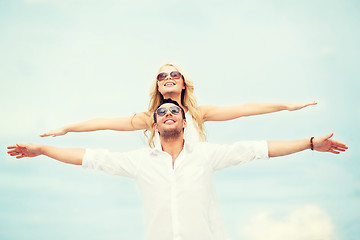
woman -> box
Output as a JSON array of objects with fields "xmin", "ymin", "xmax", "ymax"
[{"xmin": 41, "ymin": 63, "xmax": 316, "ymax": 147}]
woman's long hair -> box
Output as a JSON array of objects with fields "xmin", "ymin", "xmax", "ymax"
[{"xmin": 145, "ymin": 63, "xmax": 206, "ymax": 147}]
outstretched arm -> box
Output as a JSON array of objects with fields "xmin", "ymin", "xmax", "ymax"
[
  {"xmin": 199, "ymin": 101, "xmax": 317, "ymax": 122},
  {"xmin": 267, "ymin": 133, "xmax": 348, "ymax": 157},
  {"xmin": 7, "ymin": 144, "xmax": 85, "ymax": 165},
  {"xmin": 40, "ymin": 112, "xmax": 150, "ymax": 137}
]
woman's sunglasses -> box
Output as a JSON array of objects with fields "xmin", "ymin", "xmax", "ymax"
[
  {"xmin": 156, "ymin": 106, "xmax": 181, "ymax": 116},
  {"xmin": 156, "ymin": 71, "xmax": 182, "ymax": 81}
]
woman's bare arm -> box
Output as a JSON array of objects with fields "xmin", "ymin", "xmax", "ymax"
[
  {"xmin": 199, "ymin": 101, "xmax": 317, "ymax": 122},
  {"xmin": 40, "ymin": 112, "xmax": 150, "ymax": 137}
]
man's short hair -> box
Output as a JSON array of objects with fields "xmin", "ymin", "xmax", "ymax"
[{"xmin": 153, "ymin": 98, "xmax": 186, "ymax": 123}]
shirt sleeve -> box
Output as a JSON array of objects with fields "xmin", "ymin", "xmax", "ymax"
[
  {"xmin": 207, "ymin": 141, "xmax": 269, "ymax": 171},
  {"xmin": 82, "ymin": 148, "xmax": 141, "ymax": 178}
]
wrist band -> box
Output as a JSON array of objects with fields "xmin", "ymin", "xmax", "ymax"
[{"xmin": 310, "ymin": 137, "xmax": 314, "ymax": 151}]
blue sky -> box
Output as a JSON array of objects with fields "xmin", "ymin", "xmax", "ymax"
[{"xmin": 1, "ymin": 0, "xmax": 359, "ymax": 239}]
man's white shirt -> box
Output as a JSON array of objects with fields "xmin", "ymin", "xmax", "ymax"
[{"xmin": 82, "ymin": 140, "xmax": 269, "ymax": 240}]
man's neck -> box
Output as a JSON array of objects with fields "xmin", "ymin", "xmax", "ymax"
[{"xmin": 160, "ymin": 136, "xmax": 184, "ymax": 168}]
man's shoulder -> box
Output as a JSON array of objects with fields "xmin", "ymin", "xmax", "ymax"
[
  {"xmin": 86, "ymin": 147, "xmax": 152, "ymax": 157},
  {"xmin": 185, "ymin": 141, "xmax": 213, "ymax": 152},
  {"xmin": 125, "ymin": 147, "xmax": 153, "ymax": 156},
  {"xmin": 189, "ymin": 140, "xmax": 268, "ymax": 151}
]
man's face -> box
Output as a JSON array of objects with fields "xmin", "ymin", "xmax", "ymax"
[{"xmin": 153, "ymin": 103, "xmax": 187, "ymax": 138}]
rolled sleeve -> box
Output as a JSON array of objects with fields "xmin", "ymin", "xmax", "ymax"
[
  {"xmin": 208, "ymin": 140, "xmax": 269, "ymax": 171},
  {"xmin": 82, "ymin": 148, "xmax": 140, "ymax": 178}
]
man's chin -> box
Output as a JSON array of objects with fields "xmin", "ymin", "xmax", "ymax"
[{"xmin": 161, "ymin": 129, "xmax": 182, "ymax": 139}]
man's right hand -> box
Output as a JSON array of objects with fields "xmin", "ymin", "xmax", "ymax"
[{"xmin": 7, "ymin": 144, "xmax": 42, "ymax": 159}]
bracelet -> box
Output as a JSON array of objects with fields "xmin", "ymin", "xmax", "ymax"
[{"xmin": 310, "ymin": 137, "xmax": 314, "ymax": 151}]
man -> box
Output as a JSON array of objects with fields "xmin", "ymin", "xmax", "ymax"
[{"xmin": 7, "ymin": 99, "xmax": 347, "ymax": 240}]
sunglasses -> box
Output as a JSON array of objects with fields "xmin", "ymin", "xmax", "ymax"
[
  {"xmin": 156, "ymin": 105, "xmax": 182, "ymax": 116},
  {"xmin": 156, "ymin": 71, "xmax": 182, "ymax": 81}
]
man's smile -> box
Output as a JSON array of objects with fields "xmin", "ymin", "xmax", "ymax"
[{"xmin": 164, "ymin": 118, "xmax": 176, "ymax": 124}]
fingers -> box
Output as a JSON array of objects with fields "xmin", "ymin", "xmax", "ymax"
[
  {"xmin": 328, "ymin": 138, "xmax": 348, "ymax": 153},
  {"xmin": 332, "ymin": 143, "xmax": 348, "ymax": 150},
  {"xmin": 8, "ymin": 150, "xmax": 24, "ymax": 158},
  {"xmin": 326, "ymin": 132, "xmax": 334, "ymax": 140},
  {"xmin": 8, "ymin": 148, "xmax": 27, "ymax": 158},
  {"xmin": 336, "ymin": 148, "xmax": 347, "ymax": 152},
  {"xmin": 13, "ymin": 153, "xmax": 25, "ymax": 159},
  {"xmin": 40, "ymin": 131, "xmax": 58, "ymax": 137},
  {"xmin": 7, "ymin": 149, "xmax": 18, "ymax": 154},
  {"xmin": 332, "ymin": 145, "xmax": 347, "ymax": 151},
  {"xmin": 40, "ymin": 133, "xmax": 58, "ymax": 138},
  {"xmin": 330, "ymin": 139, "xmax": 348, "ymax": 148},
  {"xmin": 329, "ymin": 149, "xmax": 340, "ymax": 154},
  {"xmin": 7, "ymin": 144, "xmax": 27, "ymax": 158},
  {"xmin": 319, "ymin": 133, "xmax": 334, "ymax": 142},
  {"xmin": 40, "ymin": 133, "xmax": 50, "ymax": 137},
  {"xmin": 327, "ymin": 144, "xmax": 348, "ymax": 154},
  {"xmin": 290, "ymin": 101, "xmax": 318, "ymax": 111},
  {"xmin": 314, "ymin": 134, "xmax": 348, "ymax": 154},
  {"xmin": 7, "ymin": 145, "xmax": 21, "ymax": 154},
  {"xmin": 303, "ymin": 101, "xmax": 318, "ymax": 107},
  {"xmin": 9, "ymin": 152, "xmax": 22, "ymax": 157},
  {"xmin": 7, "ymin": 146, "xmax": 21, "ymax": 154}
]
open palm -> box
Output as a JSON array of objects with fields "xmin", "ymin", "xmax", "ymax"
[
  {"xmin": 7, "ymin": 144, "xmax": 42, "ymax": 159},
  {"xmin": 313, "ymin": 133, "xmax": 348, "ymax": 154}
]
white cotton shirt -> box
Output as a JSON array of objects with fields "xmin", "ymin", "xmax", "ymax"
[{"xmin": 82, "ymin": 140, "xmax": 269, "ymax": 240}]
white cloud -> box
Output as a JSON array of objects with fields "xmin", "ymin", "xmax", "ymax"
[{"xmin": 239, "ymin": 205, "xmax": 336, "ymax": 240}]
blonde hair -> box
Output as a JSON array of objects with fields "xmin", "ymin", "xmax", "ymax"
[{"xmin": 145, "ymin": 63, "xmax": 206, "ymax": 147}]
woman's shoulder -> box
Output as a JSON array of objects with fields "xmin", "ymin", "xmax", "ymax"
[
  {"xmin": 131, "ymin": 111, "xmax": 152, "ymax": 130},
  {"xmin": 195, "ymin": 105, "xmax": 212, "ymax": 120}
]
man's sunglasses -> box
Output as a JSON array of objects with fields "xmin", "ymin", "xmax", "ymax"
[
  {"xmin": 156, "ymin": 71, "xmax": 182, "ymax": 81},
  {"xmin": 156, "ymin": 106, "xmax": 182, "ymax": 116}
]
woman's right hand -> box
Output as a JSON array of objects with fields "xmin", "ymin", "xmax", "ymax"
[{"xmin": 40, "ymin": 128, "xmax": 68, "ymax": 137}]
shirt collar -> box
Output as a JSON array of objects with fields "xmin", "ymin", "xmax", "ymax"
[
  {"xmin": 150, "ymin": 138, "xmax": 194, "ymax": 155},
  {"xmin": 153, "ymin": 139, "xmax": 163, "ymax": 153},
  {"xmin": 183, "ymin": 139, "xmax": 194, "ymax": 153}
]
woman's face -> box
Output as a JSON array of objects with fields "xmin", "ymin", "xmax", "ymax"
[{"xmin": 156, "ymin": 65, "xmax": 186, "ymax": 98}]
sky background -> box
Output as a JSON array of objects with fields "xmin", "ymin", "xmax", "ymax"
[{"xmin": 1, "ymin": 0, "xmax": 359, "ymax": 239}]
